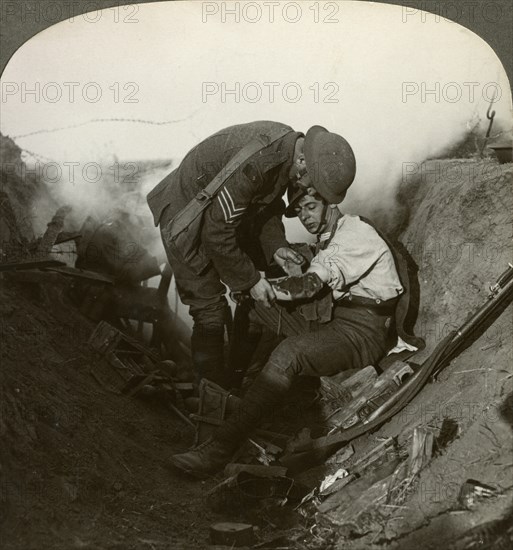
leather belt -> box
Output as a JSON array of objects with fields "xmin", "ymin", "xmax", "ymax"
[{"xmin": 337, "ymin": 295, "xmax": 398, "ymax": 315}]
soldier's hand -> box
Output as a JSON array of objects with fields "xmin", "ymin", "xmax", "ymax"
[
  {"xmin": 273, "ymin": 247, "xmax": 306, "ymax": 276},
  {"xmin": 250, "ymin": 277, "xmax": 276, "ymax": 308}
]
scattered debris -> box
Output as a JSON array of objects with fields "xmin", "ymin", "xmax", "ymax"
[
  {"xmin": 318, "ymin": 457, "xmax": 402, "ymax": 515},
  {"xmin": 319, "ymin": 473, "xmax": 356, "ymax": 499},
  {"xmin": 0, "ymin": 259, "xmax": 65, "ymax": 272},
  {"xmin": 207, "ymin": 472, "xmax": 308, "ymax": 514},
  {"xmin": 224, "ymin": 464, "xmax": 288, "ymax": 478},
  {"xmin": 89, "ymin": 320, "xmax": 159, "ymax": 383},
  {"xmin": 37, "ymin": 205, "xmax": 72, "ymax": 257},
  {"xmin": 46, "ymin": 265, "xmax": 114, "ymax": 283},
  {"xmin": 327, "ymin": 361, "xmax": 415, "ymax": 430},
  {"xmin": 408, "ymin": 427, "xmax": 435, "ymax": 477},
  {"xmin": 325, "ymin": 443, "xmax": 355, "ymax": 466},
  {"xmin": 351, "ymin": 437, "xmax": 399, "ymax": 476},
  {"xmin": 319, "ymin": 468, "xmax": 350, "ymax": 494},
  {"xmin": 322, "ymin": 366, "xmax": 378, "ymax": 417},
  {"xmin": 458, "ymin": 479, "xmax": 499, "ymax": 510},
  {"xmin": 209, "ymin": 522, "xmax": 256, "ymax": 547},
  {"xmin": 434, "ymin": 418, "xmax": 460, "ymax": 455}
]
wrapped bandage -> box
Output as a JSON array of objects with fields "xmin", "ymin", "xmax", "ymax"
[{"xmin": 271, "ymin": 272, "xmax": 324, "ymax": 301}]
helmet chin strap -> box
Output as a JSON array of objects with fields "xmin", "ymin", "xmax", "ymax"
[
  {"xmin": 318, "ymin": 203, "xmax": 329, "ymax": 233},
  {"xmin": 318, "ymin": 203, "xmax": 340, "ymax": 235}
]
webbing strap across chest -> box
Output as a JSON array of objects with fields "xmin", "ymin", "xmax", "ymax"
[{"xmin": 169, "ymin": 127, "xmax": 294, "ymax": 239}]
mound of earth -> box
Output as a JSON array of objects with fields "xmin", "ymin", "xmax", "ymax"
[{"xmin": 322, "ymin": 157, "xmax": 513, "ymax": 549}]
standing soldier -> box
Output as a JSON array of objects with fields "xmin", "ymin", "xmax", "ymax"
[{"xmin": 146, "ymin": 121, "xmax": 356, "ymax": 385}]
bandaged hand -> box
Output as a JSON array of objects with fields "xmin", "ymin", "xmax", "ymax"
[{"xmin": 271, "ymin": 272, "xmax": 324, "ymax": 301}]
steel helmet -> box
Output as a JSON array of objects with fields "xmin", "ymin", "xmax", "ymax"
[
  {"xmin": 303, "ymin": 125, "xmax": 356, "ymax": 204},
  {"xmin": 285, "ymin": 184, "xmax": 309, "ymax": 218}
]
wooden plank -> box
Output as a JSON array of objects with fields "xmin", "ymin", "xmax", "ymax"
[
  {"xmin": 38, "ymin": 205, "xmax": 72, "ymax": 256},
  {"xmin": 408, "ymin": 427, "xmax": 434, "ymax": 477},
  {"xmin": 0, "ymin": 259, "xmax": 65, "ymax": 272},
  {"xmin": 46, "ymin": 265, "xmax": 114, "ymax": 283},
  {"xmin": 318, "ymin": 458, "xmax": 401, "ymax": 514},
  {"xmin": 224, "ymin": 464, "xmax": 288, "ymax": 478}
]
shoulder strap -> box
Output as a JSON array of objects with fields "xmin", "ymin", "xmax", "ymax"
[
  {"xmin": 169, "ymin": 127, "xmax": 294, "ymax": 239},
  {"xmin": 359, "ymin": 217, "xmax": 425, "ymax": 354}
]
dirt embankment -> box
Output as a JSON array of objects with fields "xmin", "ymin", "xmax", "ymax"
[
  {"xmin": 0, "ymin": 134, "xmax": 220, "ymax": 549},
  {"xmin": 332, "ymin": 157, "xmax": 513, "ymax": 549}
]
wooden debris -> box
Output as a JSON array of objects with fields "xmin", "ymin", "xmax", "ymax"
[
  {"xmin": 168, "ymin": 402, "xmax": 195, "ymax": 429},
  {"xmin": 320, "ymin": 473, "xmax": 356, "ymax": 497},
  {"xmin": 122, "ymin": 373, "xmax": 158, "ymax": 397},
  {"xmin": 209, "ymin": 522, "xmax": 255, "ymax": 547},
  {"xmin": 319, "ymin": 469, "xmax": 350, "ymax": 494},
  {"xmin": 38, "ymin": 205, "xmax": 72, "ymax": 257},
  {"xmin": 408, "ymin": 427, "xmax": 434, "ymax": 477},
  {"xmin": 458, "ymin": 479, "xmax": 498, "ymax": 509},
  {"xmin": 0, "ymin": 259, "xmax": 65, "ymax": 272},
  {"xmin": 285, "ymin": 427, "xmax": 313, "ymax": 453},
  {"xmin": 2, "ymin": 270, "xmax": 64, "ymax": 285},
  {"xmin": 173, "ymin": 382, "xmax": 194, "ymax": 392},
  {"xmin": 326, "ymin": 444, "xmax": 354, "ymax": 466},
  {"xmin": 328, "ymin": 361, "xmax": 414, "ymax": 430},
  {"xmin": 46, "ymin": 265, "xmax": 114, "ymax": 283},
  {"xmin": 322, "ymin": 366, "xmax": 378, "ymax": 410},
  {"xmin": 318, "ymin": 457, "xmax": 402, "ymax": 514},
  {"xmin": 279, "ymin": 444, "xmax": 343, "ymax": 475},
  {"xmin": 326, "ymin": 466, "xmax": 400, "ymax": 526},
  {"xmin": 251, "ymin": 436, "xmax": 283, "ymax": 456},
  {"xmin": 54, "ymin": 231, "xmax": 81, "ymax": 245},
  {"xmin": 88, "ymin": 321, "xmax": 159, "ymax": 392},
  {"xmin": 333, "ymin": 365, "xmax": 379, "ymax": 397},
  {"xmin": 351, "ymin": 437, "xmax": 397, "ymax": 475},
  {"xmin": 207, "ymin": 472, "xmax": 308, "ymax": 513},
  {"xmin": 224, "ymin": 464, "xmax": 288, "ymax": 477}
]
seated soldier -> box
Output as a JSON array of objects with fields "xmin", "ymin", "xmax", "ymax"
[{"xmin": 169, "ymin": 181, "xmax": 406, "ymax": 477}]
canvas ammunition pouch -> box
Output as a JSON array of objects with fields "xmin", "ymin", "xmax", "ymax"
[{"xmin": 161, "ymin": 127, "xmax": 294, "ymax": 275}]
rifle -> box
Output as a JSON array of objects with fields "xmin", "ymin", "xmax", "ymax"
[{"xmin": 288, "ymin": 264, "xmax": 513, "ymax": 455}]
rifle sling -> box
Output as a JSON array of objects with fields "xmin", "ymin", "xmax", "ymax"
[{"xmin": 169, "ymin": 127, "xmax": 294, "ymax": 239}]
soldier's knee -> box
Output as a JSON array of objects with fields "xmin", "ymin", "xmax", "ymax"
[
  {"xmin": 266, "ymin": 339, "xmax": 302, "ymax": 377},
  {"xmin": 190, "ymin": 302, "xmax": 228, "ymax": 330}
]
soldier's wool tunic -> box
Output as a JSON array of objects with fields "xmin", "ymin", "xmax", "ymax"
[
  {"xmin": 147, "ymin": 121, "xmax": 303, "ymax": 383},
  {"xmin": 147, "ymin": 121, "xmax": 302, "ymax": 292}
]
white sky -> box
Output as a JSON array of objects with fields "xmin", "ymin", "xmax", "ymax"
[{"xmin": 1, "ymin": 1, "xmax": 511, "ymax": 168}]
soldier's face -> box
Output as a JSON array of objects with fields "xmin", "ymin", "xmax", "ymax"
[{"xmin": 295, "ymin": 195, "xmax": 326, "ymax": 234}]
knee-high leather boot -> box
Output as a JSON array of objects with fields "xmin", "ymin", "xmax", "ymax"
[
  {"xmin": 190, "ymin": 324, "xmax": 225, "ymax": 386},
  {"xmin": 169, "ymin": 362, "xmax": 293, "ymax": 477}
]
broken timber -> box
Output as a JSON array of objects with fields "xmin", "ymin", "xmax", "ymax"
[
  {"xmin": 38, "ymin": 205, "xmax": 72, "ymax": 257},
  {"xmin": 0, "ymin": 259, "xmax": 66, "ymax": 272}
]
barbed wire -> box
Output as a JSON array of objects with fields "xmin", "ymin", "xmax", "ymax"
[
  {"xmin": 18, "ymin": 148, "xmax": 57, "ymax": 163},
  {"xmin": 11, "ymin": 113, "xmax": 199, "ymax": 140}
]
